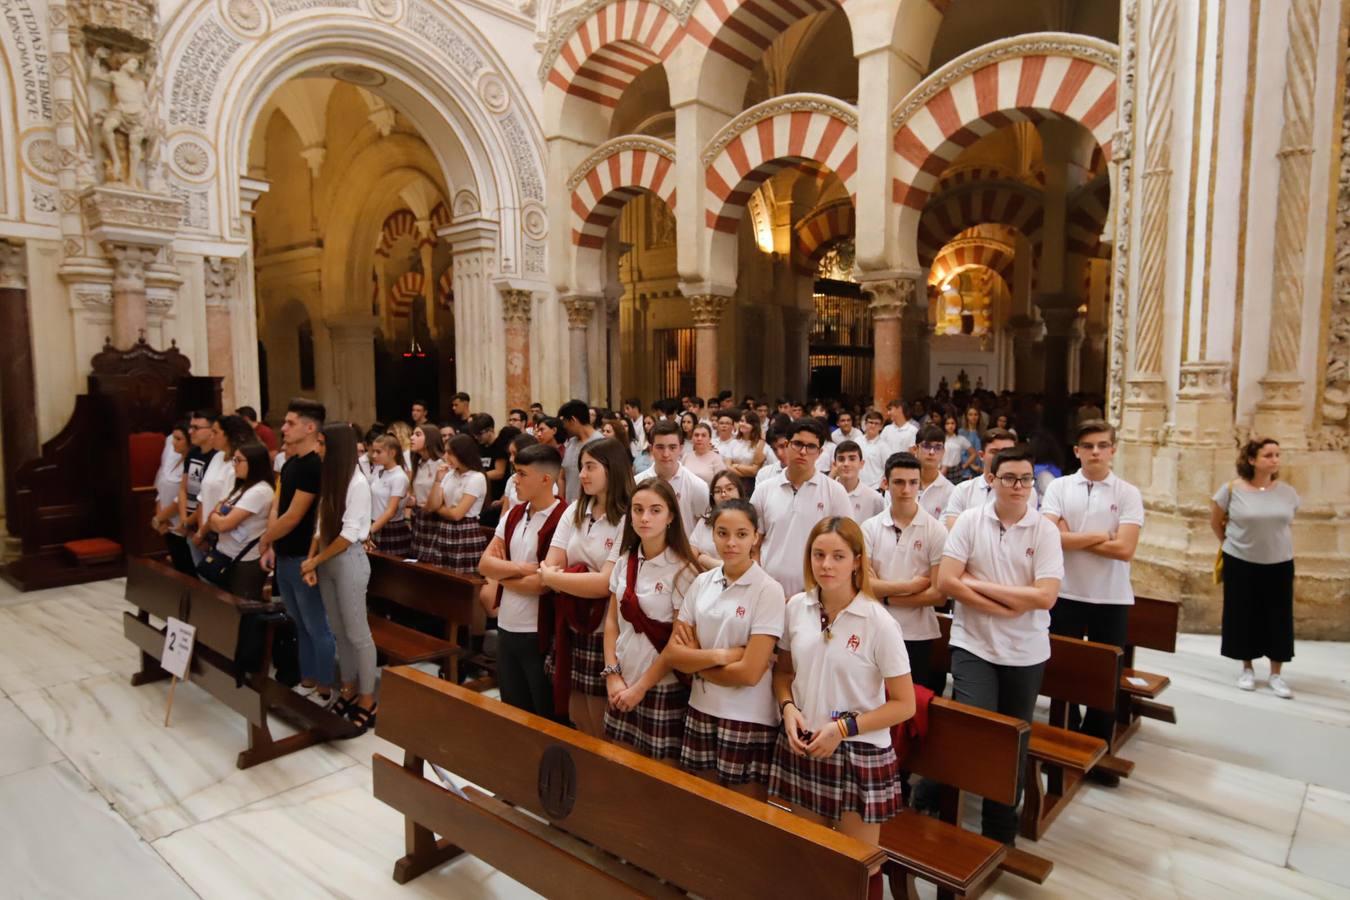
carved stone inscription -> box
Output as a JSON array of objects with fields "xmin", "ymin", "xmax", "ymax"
[
  {"xmin": 1, "ymin": 0, "xmax": 52, "ymax": 122},
  {"xmin": 168, "ymin": 19, "xmax": 242, "ymax": 128}
]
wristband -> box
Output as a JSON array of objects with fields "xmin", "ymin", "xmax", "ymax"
[
  {"xmin": 779, "ymin": 699, "xmax": 797, "ymax": 714},
  {"xmin": 844, "ymin": 714, "xmax": 860, "ymax": 738},
  {"xmin": 836, "ymin": 719, "xmax": 848, "ymax": 738}
]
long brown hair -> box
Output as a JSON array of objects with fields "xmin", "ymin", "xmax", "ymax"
[
  {"xmin": 318, "ymin": 423, "xmax": 359, "ymax": 545},
  {"xmin": 802, "ymin": 516, "xmax": 876, "ymax": 599},
  {"xmin": 577, "ymin": 437, "xmax": 635, "ymax": 527},
  {"xmin": 411, "ymin": 425, "xmax": 444, "ymax": 483},
  {"xmin": 619, "ymin": 480, "xmax": 699, "ymax": 590}
]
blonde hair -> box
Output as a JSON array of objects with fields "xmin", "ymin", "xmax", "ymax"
[
  {"xmin": 387, "ymin": 420, "xmax": 412, "ymax": 451},
  {"xmin": 802, "ymin": 516, "xmax": 876, "ymax": 599},
  {"xmin": 372, "ymin": 434, "xmax": 407, "ymax": 474}
]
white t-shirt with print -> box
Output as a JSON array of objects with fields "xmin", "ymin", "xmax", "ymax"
[
  {"xmin": 1041, "ymin": 471, "xmax": 1144, "ymax": 605},
  {"xmin": 197, "ymin": 452, "xmax": 236, "ymax": 522},
  {"xmin": 861, "ymin": 505, "xmax": 947, "ymax": 641},
  {"xmin": 943, "ymin": 504, "xmax": 1065, "ymax": 666},
  {"xmin": 216, "ymin": 482, "xmax": 274, "ymax": 561},
  {"xmin": 607, "ymin": 547, "xmax": 695, "ymax": 688},
  {"xmin": 678, "ymin": 563, "xmax": 785, "ymax": 726},
  {"xmin": 780, "ymin": 591, "xmax": 910, "ymax": 748}
]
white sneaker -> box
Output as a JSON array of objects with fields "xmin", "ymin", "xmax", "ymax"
[
  {"xmin": 1237, "ymin": 669, "xmax": 1256, "ymax": 691},
  {"xmin": 1269, "ymin": 674, "xmax": 1293, "ymax": 699}
]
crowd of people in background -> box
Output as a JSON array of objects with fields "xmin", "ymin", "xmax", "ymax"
[{"xmin": 145, "ymin": 385, "xmax": 1300, "ymax": 846}]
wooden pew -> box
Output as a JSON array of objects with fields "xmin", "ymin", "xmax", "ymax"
[
  {"xmin": 365, "ymin": 551, "xmax": 487, "ymax": 686},
  {"xmin": 123, "ymin": 556, "xmax": 356, "ymax": 767},
  {"xmin": 373, "ymin": 667, "xmax": 887, "ymax": 897},
  {"xmin": 889, "ymin": 698, "xmax": 1054, "ymax": 894},
  {"xmin": 1114, "ymin": 595, "xmax": 1181, "ymax": 751}
]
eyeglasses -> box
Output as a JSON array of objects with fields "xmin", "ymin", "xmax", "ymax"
[
  {"xmin": 919, "ymin": 442, "xmax": 945, "ymax": 452},
  {"xmin": 1077, "ymin": 441, "xmax": 1114, "ymax": 451},
  {"xmin": 232, "ymin": 455, "xmax": 247, "ymax": 464},
  {"xmin": 789, "ymin": 440, "xmax": 821, "ymax": 453},
  {"xmin": 997, "ymin": 475, "xmax": 1036, "ymax": 488},
  {"xmin": 712, "ymin": 485, "xmax": 740, "ymax": 498}
]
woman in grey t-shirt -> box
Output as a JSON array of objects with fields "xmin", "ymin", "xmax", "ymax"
[{"xmin": 1209, "ymin": 438, "xmax": 1298, "ymax": 699}]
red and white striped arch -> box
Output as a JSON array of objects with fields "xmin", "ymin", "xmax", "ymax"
[
  {"xmin": 794, "ymin": 198, "xmax": 855, "ymax": 271},
  {"xmin": 1066, "ymin": 171, "xmax": 1111, "ymax": 256},
  {"xmin": 917, "ymin": 179, "xmax": 1044, "ymax": 267},
  {"xmin": 569, "ymin": 138, "xmax": 678, "ymax": 250},
  {"xmin": 704, "ymin": 100, "xmax": 858, "ymax": 235},
  {"xmin": 928, "ymin": 239, "xmax": 1015, "ymax": 287},
  {"xmin": 685, "ymin": 0, "xmax": 842, "ymax": 71},
  {"xmin": 437, "ymin": 267, "xmax": 454, "ymax": 309},
  {"xmin": 430, "ymin": 201, "xmax": 452, "ymax": 232},
  {"xmin": 376, "ymin": 209, "xmax": 417, "ymax": 258},
  {"xmin": 892, "ymin": 36, "xmax": 1118, "ymax": 257},
  {"xmin": 545, "ymin": 0, "xmax": 682, "ymax": 109},
  {"xmin": 388, "ymin": 271, "xmax": 423, "ymax": 319}
]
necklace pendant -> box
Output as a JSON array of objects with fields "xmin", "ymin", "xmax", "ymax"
[{"xmin": 823, "ymin": 629, "xmax": 833, "ymax": 641}]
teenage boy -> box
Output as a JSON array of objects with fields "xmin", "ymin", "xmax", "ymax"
[
  {"xmin": 881, "ymin": 399, "xmax": 917, "ymax": 457},
  {"xmin": 446, "ymin": 392, "xmax": 471, "ymax": 431},
  {"xmin": 478, "ymin": 443, "xmax": 565, "ymax": 716},
  {"xmin": 834, "ymin": 439, "xmax": 885, "ymax": 522},
  {"xmin": 259, "ymin": 398, "xmax": 335, "ymax": 698},
  {"xmin": 863, "ymin": 452, "xmax": 947, "ymax": 691},
  {"xmin": 750, "ymin": 418, "xmax": 851, "ymax": 597},
  {"xmin": 913, "ymin": 425, "xmax": 956, "ymax": 523},
  {"xmin": 942, "ymin": 428, "xmax": 1021, "ymax": 529},
  {"xmin": 857, "ymin": 411, "xmax": 888, "ymax": 490},
  {"xmin": 1042, "ymin": 420, "xmax": 1144, "ymax": 780},
  {"xmin": 830, "ymin": 410, "xmax": 859, "ymax": 444},
  {"xmin": 410, "ymin": 400, "xmax": 430, "ymax": 427},
  {"xmin": 635, "ymin": 420, "xmax": 708, "ymax": 534},
  {"xmin": 755, "ymin": 429, "xmax": 790, "ymax": 488},
  {"xmin": 938, "ymin": 446, "xmax": 1064, "ymax": 845},
  {"xmin": 558, "ymin": 399, "xmax": 601, "ymax": 503},
  {"xmin": 507, "ymin": 409, "xmax": 528, "ymax": 431},
  {"xmin": 236, "ymin": 406, "xmax": 277, "ymax": 454},
  {"xmin": 177, "ymin": 410, "xmax": 218, "ymax": 567},
  {"xmin": 623, "ymin": 397, "xmax": 646, "ymax": 451}
]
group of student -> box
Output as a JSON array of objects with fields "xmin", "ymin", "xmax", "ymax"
[{"xmin": 147, "ymin": 387, "xmax": 1302, "ymax": 847}]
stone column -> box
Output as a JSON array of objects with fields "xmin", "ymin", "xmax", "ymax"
[
  {"xmin": 416, "ymin": 219, "xmax": 439, "ymax": 340},
  {"xmin": 562, "ymin": 294, "xmax": 598, "ymax": 401},
  {"xmin": 106, "ymin": 242, "xmax": 158, "ymax": 348},
  {"xmin": 688, "ymin": 294, "xmax": 731, "ymax": 400},
  {"xmin": 779, "ymin": 306, "xmax": 812, "ymax": 402},
  {"xmin": 324, "ymin": 316, "xmax": 379, "ymax": 425},
  {"xmin": 0, "ymin": 240, "xmax": 39, "ymax": 526},
  {"xmin": 499, "ymin": 287, "xmax": 534, "ymax": 412},
  {"xmin": 440, "ymin": 218, "xmax": 503, "ymax": 416},
  {"xmin": 605, "ymin": 289, "xmax": 623, "ymax": 409},
  {"xmin": 1009, "ymin": 315, "xmax": 1046, "ymax": 392},
  {"xmin": 859, "ymin": 277, "xmax": 913, "ymax": 409},
  {"xmin": 1040, "ymin": 303, "xmax": 1082, "ymax": 403},
  {"xmin": 1082, "ymin": 323, "xmax": 1108, "ymax": 395},
  {"xmin": 203, "ymin": 257, "xmax": 239, "ymax": 410},
  {"xmin": 1252, "ymin": 0, "xmax": 1325, "ymax": 448}
]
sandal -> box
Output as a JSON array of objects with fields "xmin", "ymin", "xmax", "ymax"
[
  {"xmin": 330, "ymin": 695, "xmax": 356, "ymax": 717},
  {"xmin": 345, "ymin": 702, "xmax": 378, "ymax": 735}
]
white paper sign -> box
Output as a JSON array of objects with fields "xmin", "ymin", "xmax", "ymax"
[
  {"xmin": 1125, "ymin": 676, "xmax": 1149, "ymax": 688},
  {"xmin": 161, "ymin": 618, "xmax": 197, "ymax": 679}
]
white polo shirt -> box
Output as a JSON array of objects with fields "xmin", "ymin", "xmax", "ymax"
[
  {"xmin": 494, "ymin": 499, "xmax": 563, "ymax": 633},
  {"xmin": 944, "ymin": 474, "xmax": 1037, "ymax": 526},
  {"xmin": 861, "ymin": 505, "xmax": 947, "ymax": 641},
  {"xmin": 635, "ymin": 465, "xmax": 710, "ymax": 536},
  {"xmin": 857, "ymin": 433, "xmax": 889, "ymax": 490},
  {"xmin": 678, "ymin": 563, "xmax": 785, "ymax": 726},
  {"xmin": 755, "ymin": 458, "xmax": 784, "ymax": 487},
  {"xmin": 943, "ymin": 504, "xmax": 1065, "ymax": 666},
  {"xmin": 440, "ymin": 469, "xmax": 487, "ymax": 518},
  {"xmin": 751, "ymin": 469, "xmax": 854, "ymax": 597},
  {"xmin": 881, "ymin": 421, "xmax": 917, "ymax": 457},
  {"xmin": 607, "ymin": 547, "xmax": 695, "ymax": 687},
  {"xmin": 844, "ymin": 480, "xmax": 885, "ymax": 522},
  {"xmin": 1041, "ymin": 470, "xmax": 1144, "ymax": 605},
  {"xmin": 550, "ymin": 500, "xmax": 624, "ymax": 572},
  {"xmin": 917, "ymin": 472, "xmax": 956, "ymax": 523},
  {"xmin": 369, "ymin": 466, "xmax": 410, "ymax": 522},
  {"xmin": 816, "ymin": 440, "xmax": 836, "ymax": 475},
  {"xmin": 410, "ymin": 462, "xmax": 437, "ymax": 506},
  {"xmin": 688, "ymin": 516, "xmax": 717, "ymax": 561},
  {"xmin": 780, "ymin": 591, "xmax": 910, "ymax": 748}
]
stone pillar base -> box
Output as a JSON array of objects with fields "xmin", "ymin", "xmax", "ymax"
[
  {"xmin": 1171, "ymin": 362, "xmax": 1235, "ymax": 449},
  {"xmin": 1251, "ymin": 374, "xmax": 1307, "ymax": 448}
]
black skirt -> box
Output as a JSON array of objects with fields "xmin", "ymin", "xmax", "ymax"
[{"xmin": 1220, "ymin": 553, "xmax": 1295, "ymax": 662}]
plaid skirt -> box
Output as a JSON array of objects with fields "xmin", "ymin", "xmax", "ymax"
[
  {"xmin": 571, "ymin": 629, "xmax": 607, "ymax": 697},
  {"xmin": 374, "ymin": 517, "xmax": 413, "ymax": 558},
  {"xmin": 680, "ymin": 706, "xmax": 777, "ymax": 785},
  {"xmin": 604, "ymin": 682, "xmax": 690, "ymax": 760},
  {"xmin": 414, "ymin": 516, "xmax": 487, "ymax": 573},
  {"xmin": 768, "ymin": 732, "xmax": 902, "ymax": 824}
]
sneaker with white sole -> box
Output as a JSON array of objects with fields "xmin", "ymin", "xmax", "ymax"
[
  {"xmin": 1269, "ymin": 674, "xmax": 1293, "ymax": 699},
  {"xmin": 1237, "ymin": 669, "xmax": 1256, "ymax": 691}
]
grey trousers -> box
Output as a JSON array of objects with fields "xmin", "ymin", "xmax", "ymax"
[
  {"xmin": 950, "ymin": 646, "xmax": 1045, "ymax": 844},
  {"xmin": 317, "ymin": 543, "xmax": 377, "ymax": 695}
]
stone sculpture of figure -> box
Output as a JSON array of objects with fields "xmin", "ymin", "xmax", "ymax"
[
  {"xmin": 91, "ymin": 48, "xmax": 151, "ymax": 188},
  {"xmin": 956, "ymin": 368, "xmax": 970, "ymax": 392}
]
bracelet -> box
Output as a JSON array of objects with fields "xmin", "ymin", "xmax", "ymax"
[
  {"xmin": 844, "ymin": 714, "xmax": 860, "ymax": 738},
  {"xmin": 600, "ymin": 663, "xmax": 622, "ymax": 677},
  {"xmin": 836, "ymin": 719, "xmax": 848, "ymax": 738},
  {"xmin": 778, "ymin": 699, "xmax": 797, "ymax": 714}
]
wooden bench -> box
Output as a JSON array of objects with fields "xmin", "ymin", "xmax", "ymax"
[
  {"xmin": 373, "ymin": 667, "xmax": 888, "ymax": 897},
  {"xmin": 366, "ymin": 551, "xmax": 488, "ymax": 686},
  {"xmin": 890, "ymin": 697, "xmax": 1054, "ymax": 895},
  {"xmin": 1114, "ymin": 595, "xmax": 1181, "ymax": 751},
  {"xmin": 123, "ymin": 556, "xmax": 356, "ymax": 768}
]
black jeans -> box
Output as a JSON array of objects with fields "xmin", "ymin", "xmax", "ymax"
[
  {"xmin": 950, "ymin": 647, "xmax": 1045, "ymax": 844},
  {"xmin": 497, "ymin": 629, "xmax": 551, "ymax": 717},
  {"xmin": 164, "ymin": 532, "xmax": 197, "ymax": 576},
  {"xmin": 1049, "ymin": 598, "xmax": 1129, "ymax": 741},
  {"xmin": 904, "ymin": 638, "xmax": 947, "ymax": 696}
]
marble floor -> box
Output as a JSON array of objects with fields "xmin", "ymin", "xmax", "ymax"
[{"xmin": 1, "ymin": 577, "xmax": 1347, "ymax": 900}]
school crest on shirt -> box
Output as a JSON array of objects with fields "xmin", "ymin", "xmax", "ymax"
[
  {"xmin": 816, "ymin": 501, "xmax": 825, "ymax": 512},
  {"xmin": 604, "ymin": 538, "xmax": 614, "ymax": 551},
  {"xmin": 735, "ymin": 606, "xmax": 746, "ymax": 618},
  {"xmin": 846, "ymin": 634, "xmax": 861, "ymax": 653},
  {"xmin": 1025, "ymin": 547, "xmax": 1035, "ymax": 558},
  {"xmin": 654, "ymin": 581, "xmax": 666, "ymax": 593},
  {"xmin": 913, "ymin": 539, "xmax": 923, "ymax": 553},
  {"xmin": 1110, "ymin": 504, "xmax": 1118, "ymax": 513}
]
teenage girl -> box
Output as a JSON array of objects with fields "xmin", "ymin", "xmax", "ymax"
[
  {"xmin": 688, "ymin": 470, "xmax": 743, "ymax": 569},
  {"xmin": 367, "ymin": 433, "xmax": 412, "ymax": 557},
  {"xmin": 602, "ymin": 480, "xmax": 700, "ymax": 761},
  {"xmin": 539, "ymin": 438, "xmax": 635, "ymax": 737},
  {"xmin": 666, "ymin": 499, "xmax": 785, "ymax": 797},
  {"xmin": 422, "ymin": 433, "xmax": 490, "ymax": 572},
  {"xmin": 769, "ymin": 517, "xmax": 916, "ymax": 844}
]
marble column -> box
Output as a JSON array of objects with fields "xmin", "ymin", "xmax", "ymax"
[
  {"xmin": 440, "ymin": 218, "xmax": 502, "ymax": 417},
  {"xmin": 324, "ymin": 316, "xmax": 378, "ymax": 425},
  {"xmin": 1040, "ymin": 302, "xmax": 1082, "ymax": 402},
  {"xmin": 416, "ymin": 220, "xmax": 439, "ymax": 340},
  {"xmin": 499, "ymin": 287, "xmax": 534, "ymax": 412},
  {"xmin": 1009, "ymin": 315, "xmax": 1046, "ymax": 392},
  {"xmin": 105, "ymin": 242, "xmax": 158, "ymax": 348},
  {"xmin": 859, "ymin": 277, "xmax": 913, "ymax": 409},
  {"xmin": 689, "ymin": 294, "xmax": 731, "ymax": 400},
  {"xmin": 203, "ymin": 257, "xmax": 239, "ymax": 410},
  {"xmin": 0, "ymin": 240, "xmax": 38, "ymax": 526},
  {"xmin": 562, "ymin": 294, "xmax": 598, "ymax": 401}
]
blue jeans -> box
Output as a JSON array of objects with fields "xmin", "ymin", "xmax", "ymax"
[{"xmin": 275, "ymin": 554, "xmax": 336, "ymax": 686}]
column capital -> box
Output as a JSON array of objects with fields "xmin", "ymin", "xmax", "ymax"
[
  {"xmin": 239, "ymin": 176, "xmax": 270, "ymax": 214},
  {"xmin": 688, "ymin": 293, "xmax": 730, "ymax": 328},
  {"xmin": 0, "ymin": 239, "xmax": 26, "ymax": 290},
  {"xmin": 102, "ymin": 242, "xmax": 157, "ymax": 292},
  {"xmin": 561, "ymin": 294, "xmax": 599, "ymax": 329},
  {"xmin": 857, "ymin": 276, "xmax": 916, "ymax": 321},
  {"xmin": 203, "ymin": 256, "xmax": 239, "ymax": 309},
  {"xmin": 437, "ymin": 215, "xmax": 499, "ymax": 252},
  {"xmin": 499, "ymin": 287, "xmax": 535, "ymax": 325},
  {"xmin": 1178, "ymin": 361, "xmax": 1232, "ymax": 400}
]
